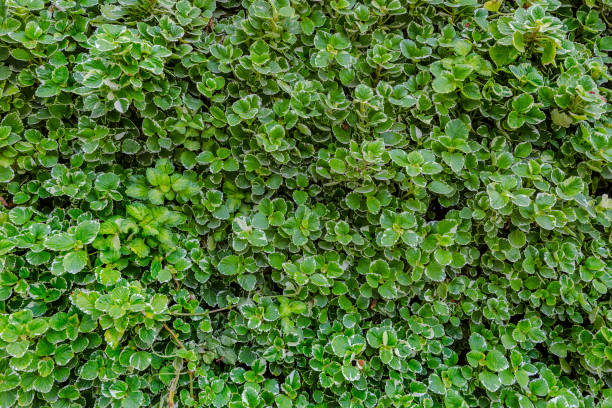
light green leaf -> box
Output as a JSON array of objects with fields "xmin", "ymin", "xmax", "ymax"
[
  {"xmin": 218, "ymin": 255, "xmax": 242, "ymax": 275},
  {"xmin": 74, "ymin": 220, "xmax": 100, "ymax": 244},
  {"xmin": 485, "ymin": 350, "xmax": 509, "ymax": 372},
  {"xmin": 63, "ymin": 251, "xmax": 88, "ymax": 274},
  {"xmin": 44, "ymin": 233, "xmax": 75, "ymax": 251},
  {"xmin": 479, "ymin": 371, "xmax": 501, "ymax": 392},
  {"xmin": 0, "ymin": 167, "xmax": 14, "ymax": 183},
  {"xmin": 130, "ymin": 351, "xmax": 152, "ymax": 371}
]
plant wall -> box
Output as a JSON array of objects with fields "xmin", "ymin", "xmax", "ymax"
[{"xmin": 0, "ymin": 0, "xmax": 611, "ymax": 407}]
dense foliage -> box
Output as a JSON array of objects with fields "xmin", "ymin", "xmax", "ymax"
[{"xmin": 0, "ymin": 0, "xmax": 611, "ymax": 407}]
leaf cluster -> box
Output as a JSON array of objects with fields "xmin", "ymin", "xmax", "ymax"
[{"xmin": 0, "ymin": 0, "xmax": 611, "ymax": 407}]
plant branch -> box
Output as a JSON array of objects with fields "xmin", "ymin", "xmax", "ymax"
[
  {"xmin": 169, "ymin": 290, "xmax": 301, "ymax": 316},
  {"xmin": 167, "ymin": 359, "xmax": 182, "ymax": 408},
  {"xmin": 0, "ymin": 195, "xmax": 12, "ymax": 209},
  {"xmin": 169, "ymin": 302, "xmax": 243, "ymax": 316},
  {"xmin": 163, "ymin": 323, "xmax": 194, "ymax": 400}
]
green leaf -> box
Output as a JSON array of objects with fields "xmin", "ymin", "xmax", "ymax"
[
  {"xmin": 442, "ymin": 152, "xmax": 464, "ymax": 173},
  {"xmin": 445, "ymin": 390, "xmax": 468, "ymax": 408},
  {"xmin": 150, "ymin": 294, "xmax": 168, "ymax": 313},
  {"xmin": 0, "ymin": 391, "xmax": 17, "ymax": 408},
  {"xmin": 434, "ymin": 248, "xmax": 452, "ymax": 265},
  {"xmin": 445, "ymin": 119, "xmax": 468, "ymax": 139},
  {"xmin": 425, "ymin": 262, "xmax": 445, "ymax": 282},
  {"xmin": 600, "ymin": 36, "xmax": 612, "ymax": 51},
  {"xmin": 512, "ymin": 94, "xmax": 533, "ymax": 113},
  {"xmin": 485, "ymin": 350, "xmax": 509, "ymax": 372},
  {"xmin": 428, "ymin": 373, "xmax": 445, "ymax": 394},
  {"xmin": 276, "ymin": 394, "xmax": 293, "ymax": 408},
  {"xmin": 0, "ymin": 167, "xmax": 14, "ymax": 183},
  {"xmin": 80, "ymin": 360, "xmax": 99, "ymax": 380},
  {"xmin": 507, "ymin": 111, "xmax": 525, "ymax": 129},
  {"xmin": 428, "ymin": 181, "xmax": 454, "ymax": 195},
  {"xmin": 114, "ymin": 98, "xmax": 130, "ymax": 113},
  {"xmin": 237, "ymin": 273, "xmax": 257, "ymax": 291},
  {"xmin": 483, "ymin": 0, "xmax": 502, "ymax": 12},
  {"xmin": 218, "ymin": 255, "xmax": 242, "ymax": 275},
  {"xmin": 99, "ymin": 268, "xmax": 121, "ymax": 285},
  {"xmin": 6, "ymin": 340, "xmax": 29, "ymax": 357},
  {"xmin": 389, "ymin": 149, "xmax": 409, "ymax": 166},
  {"xmin": 341, "ymin": 365, "xmax": 360, "ymax": 382},
  {"xmin": 557, "ymin": 176, "xmax": 583, "ymax": 197},
  {"xmin": 508, "ymin": 230, "xmax": 526, "ymax": 248},
  {"xmin": 542, "ymin": 41, "xmax": 556, "ymax": 65},
  {"xmin": 74, "ymin": 220, "xmax": 100, "ymax": 244},
  {"xmin": 489, "ymin": 45, "xmax": 517, "ymax": 67},
  {"xmin": 469, "ymin": 333, "xmax": 487, "ymax": 352},
  {"xmin": 549, "ymin": 342, "xmax": 567, "ymax": 358},
  {"xmin": 331, "ymin": 335, "xmax": 349, "ymax": 357},
  {"xmin": 44, "ymin": 233, "xmax": 75, "ymax": 251},
  {"xmin": 95, "ymin": 172, "xmax": 120, "ymax": 191},
  {"xmin": 329, "ymin": 158, "xmax": 346, "ymax": 173},
  {"xmin": 432, "ymin": 75, "xmax": 455, "ymax": 94},
  {"xmin": 63, "ymin": 251, "xmax": 88, "ymax": 274},
  {"xmin": 535, "ymin": 214, "xmax": 555, "ymax": 230},
  {"xmin": 513, "ymin": 31, "xmax": 525, "ymax": 52},
  {"xmin": 378, "ymin": 281, "xmax": 398, "ymax": 299},
  {"xmin": 529, "ymin": 378, "xmax": 549, "ymax": 396},
  {"xmin": 366, "ymin": 196, "xmax": 381, "ymax": 214},
  {"xmin": 488, "ymin": 188, "xmax": 508, "ymax": 210},
  {"xmin": 242, "ymin": 387, "xmax": 260, "ymax": 408},
  {"xmin": 35, "ymin": 83, "xmax": 60, "ymax": 97},
  {"xmin": 479, "ymin": 371, "xmax": 501, "ymax": 392},
  {"xmin": 130, "ymin": 351, "xmax": 152, "ymax": 371}
]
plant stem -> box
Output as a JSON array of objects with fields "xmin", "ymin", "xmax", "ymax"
[
  {"xmin": 163, "ymin": 323, "xmax": 194, "ymax": 399},
  {"xmin": 167, "ymin": 359, "xmax": 182, "ymax": 408},
  {"xmin": 170, "ymin": 300, "xmax": 245, "ymax": 316},
  {"xmin": 163, "ymin": 323, "xmax": 186, "ymax": 349},
  {"xmin": 0, "ymin": 195, "xmax": 12, "ymax": 208},
  {"xmin": 169, "ymin": 291, "xmax": 301, "ymax": 316}
]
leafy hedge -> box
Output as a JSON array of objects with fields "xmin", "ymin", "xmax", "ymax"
[{"xmin": 0, "ymin": 0, "xmax": 612, "ymax": 407}]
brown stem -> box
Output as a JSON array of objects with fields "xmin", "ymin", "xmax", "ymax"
[
  {"xmin": 0, "ymin": 195, "xmax": 12, "ymax": 209},
  {"xmin": 163, "ymin": 323, "xmax": 186, "ymax": 347},
  {"xmin": 170, "ymin": 303, "xmax": 241, "ymax": 316},
  {"xmin": 168, "ymin": 359, "xmax": 182, "ymax": 408},
  {"xmin": 170, "ymin": 291, "xmax": 301, "ymax": 317},
  {"xmin": 163, "ymin": 324, "xmax": 194, "ymax": 400}
]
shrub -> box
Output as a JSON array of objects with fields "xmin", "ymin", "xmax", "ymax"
[{"xmin": 0, "ymin": 0, "xmax": 611, "ymax": 407}]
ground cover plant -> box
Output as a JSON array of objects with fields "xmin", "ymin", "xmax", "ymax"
[{"xmin": 0, "ymin": 0, "xmax": 611, "ymax": 407}]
